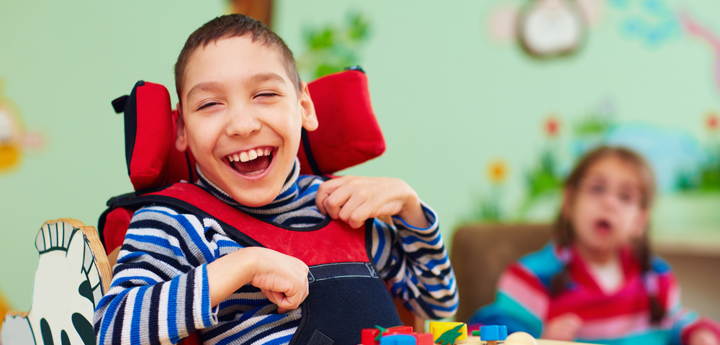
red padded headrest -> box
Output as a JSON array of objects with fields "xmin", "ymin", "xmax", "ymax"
[{"xmin": 112, "ymin": 69, "xmax": 385, "ymax": 191}]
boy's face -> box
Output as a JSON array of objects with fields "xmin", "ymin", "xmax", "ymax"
[{"xmin": 176, "ymin": 35, "xmax": 317, "ymax": 207}]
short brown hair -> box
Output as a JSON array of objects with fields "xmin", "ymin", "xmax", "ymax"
[{"xmin": 174, "ymin": 14, "xmax": 301, "ymax": 102}]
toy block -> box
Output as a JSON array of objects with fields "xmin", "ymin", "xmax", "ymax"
[
  {"xmin": 362, "ymin": 328, "xmax": 382, "ymax": 345},
  {"xmin": 384, "ymin": 326, "xmax": 414, "ymax": 336},
  {"xmin": 413, "ymin": 332, "xmax": 434, "ymax": 345},
  {"xmin": 380, "ymin": 334, "xmax": 417, "ymax": 345},
  {"xmin": 429, "ymin": 322, "xmax": 467, "ymax": 345},
  {"xmin": 478, "ymin": 325, "xmax": 507, "ymax": 345}
]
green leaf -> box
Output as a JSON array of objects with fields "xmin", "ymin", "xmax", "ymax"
[{"xmin": 310, "ymin": 27, "xmax": 334, "ymax": 50}]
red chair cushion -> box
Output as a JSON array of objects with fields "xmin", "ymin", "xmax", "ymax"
[
  {"xmin": 118, "ymin": 69, "xmax": 384, "ymax": 192},
  {"xmin": 301, "ymin": 70, "xmax": 385, "ymax": 175}
]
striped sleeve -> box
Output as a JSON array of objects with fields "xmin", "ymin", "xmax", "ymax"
[
  {"xmin": 94, "ymin": 206, "xmax": 219, "ymax": 345},
  {"xmin": 653, "ymin": 257, "xmax": 720, "ymax": 345},
  {"xmin": 467, "ymin": 244, "xmax": 560, "ymax": 337},
  {"xmin": 371, "ymin": 201, "xmax": 458, "ymax": 320}
]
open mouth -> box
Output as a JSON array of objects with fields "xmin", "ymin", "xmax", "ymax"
[
  {"xmin": 594, "ymin": 219, "xmax": 612, "ymax": 234},
  {"xmin": 226, "ymin": 146, "xmax": 274, "ymax": 176}
]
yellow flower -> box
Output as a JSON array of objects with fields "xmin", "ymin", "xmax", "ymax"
[{"xmin": 487, "ymin": 159, "xmax": 509, "ymax": 184}]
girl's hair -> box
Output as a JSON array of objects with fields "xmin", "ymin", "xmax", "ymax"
[{"xmin": 549, "ymin": 146, "xmax": 665, "ymax": 324}]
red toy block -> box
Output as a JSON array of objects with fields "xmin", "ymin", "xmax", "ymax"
[
  {"xmin": 362, "ymin": 328, "xmax": 382, "ymax": 345},
  {"xmin": 413, "ymin": 333, "xmax": 434, "ymax": 345},
  {"xmin": 384, "ymin": 326, "xmax": 414, "ymax": 336}
]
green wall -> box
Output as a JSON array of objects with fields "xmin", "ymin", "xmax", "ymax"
[
  {"xmin": 0, "ymin": 0, "xmax": 226, "ymax": 310},
  {"xmin": 1, "ymin": 0, "xmax": 719, "ymax": 310}
]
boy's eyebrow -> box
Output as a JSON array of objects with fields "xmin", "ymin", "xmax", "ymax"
[
  {"xmin": 185, "ymin": 81, "xmax": 221, "ymax": 101},
  {"xmin": 246, "ymin": 72, "xmax": 286, "ymax": 86},
  {"xmin": 185, "ymin": 73, "xmax": 286, "ymax": 101}
]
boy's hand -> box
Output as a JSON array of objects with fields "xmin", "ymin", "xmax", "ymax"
[
  {"xmin": 689, "ymin": 327, "xmax": 720, "ymax": 345},
  {"xmin": 316, "ymin": 176, "xmax": 429, "ymax": 229},
  {"xmin": 542, "ymin": 313, "xmax": 582, "ymax": 341},
  {"xmin": 249, "ymin": 247, "xmax": 310, "ymax": 313},
  {"xmin": 208, "ymin": 247, "xmax": 309, "ymax": 313}
]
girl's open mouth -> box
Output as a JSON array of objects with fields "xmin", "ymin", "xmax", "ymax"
[
  {"xmin": 226, "ymin": 147, "xmax": 274, "ymax": 176},
  {"xmin": 594, "ymin": 219, "xmax": 612, "ymax": 235}
]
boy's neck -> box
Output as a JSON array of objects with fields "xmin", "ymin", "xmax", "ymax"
[{"xmin": 195, "ymin": 158, "xmax": 300, "ymax": 208}]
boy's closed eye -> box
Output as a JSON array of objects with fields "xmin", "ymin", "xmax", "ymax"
[
  {"xmin": 253, "ymin": 91, "xmax": 282, "ymax": 102},
  {"xmin": 197, "ymin": 102, "xmax": 221, "ymax": 111}
]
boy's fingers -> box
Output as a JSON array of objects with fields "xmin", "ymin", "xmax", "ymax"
[
  {"xmin": 323, "ymin": 186, "xmax": 352, "ymax": 219},
  {"xmin": 316, "ymin": 177, "xmax": 347, "ymax": 212},
  {"xmin": 263, "ymin": 287, "xmax": 304, "ymax": 314},
  {"xmin": 347, "ymin": 202, "xmax": 373, "ymax": 229},
  {"xmin": 337, "ymin": 195, "xmax": 365, "ymax": 226},
  {"xmin": 281, "ymin": 286, "xmax": 306, "ymax": 311},
  {"xmin": 262, "ymin": 289, "xmax": 284, "ymax": 307}
]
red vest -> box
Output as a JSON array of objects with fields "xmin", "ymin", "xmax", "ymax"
[{"xmin": 105, "ymin": 182, "xmax": 402, "ymax": 345}]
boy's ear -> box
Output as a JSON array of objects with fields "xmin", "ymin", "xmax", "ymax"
[
  {"xmin": 175, "ymin": 103, "xmax": 188, "ymax": 152},
  {"xmin": 299, "ymin": 81, "xmax": 318, "ymax": 132}
]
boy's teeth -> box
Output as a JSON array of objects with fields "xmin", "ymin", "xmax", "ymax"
[{"xmin": 228, "ymin": 148, "xmax": 273, "ymax": 163}]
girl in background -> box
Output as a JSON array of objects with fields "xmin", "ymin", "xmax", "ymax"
[{"xmin": 468, "ymin": 146, "xmax": 720, "ymax": 345}]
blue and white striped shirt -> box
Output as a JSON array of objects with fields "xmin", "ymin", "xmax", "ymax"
[{"xmin": 94, "ymin": 161, "xmax": 457, "ymax": 345}]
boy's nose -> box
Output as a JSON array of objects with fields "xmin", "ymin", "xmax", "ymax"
[{"xmin": 225, "ymin": 106, "xmax": 262, "ymax": 137}]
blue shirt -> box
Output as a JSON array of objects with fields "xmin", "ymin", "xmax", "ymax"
[{"xmin": 94, "ymin": 160, "xmax": 457, "ymax": 345}]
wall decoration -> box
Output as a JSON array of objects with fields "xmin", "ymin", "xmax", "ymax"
[
  {"xmin": 463, "ymin": 101, "xmax": 717, "ymax": 225},
  {"xmin": 675, "ymin": 111, "xmax": 720, "ymax": 192},
  {"xmin": 296, "ymin": 12, "xmax": 371, "ymax": 81},
  {"xmin": 605, "ymin": 123, "xmax": 704, "ymax": 192},
  {"xmin": 518, "ymin": 0, "xmax": 587, "ymax": 57},
  {"xmin": 517, "ymin": 116, "xmax": 565, "ymax": 219},
  {"xmin": 487, "ymin": 0, "xmax": 605, "ymax": 58},
  {"xmin": 610, "ymin": 0, "xmax": 680, "ymax": 47},
  {"xmin": 1, "ymin": 219, "xmax": 111, "ymax": 345},
  {"xmin": 463, "ymin": 159, "xmax": 510, "ymax": 223},
  {"xmin": 0, "ymin": 80, "xmax": 45, "ymax": 173},
  {"xmin": 680, "ymin": 12, "xmax": 720, "ymax": 99}
]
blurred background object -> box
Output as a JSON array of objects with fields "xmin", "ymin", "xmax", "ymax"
[
  {"xmin": 0, "ymin": 289, "xmax": 10, "ymax": 321},
  {"xmin": 229, "ymin": 0, "xmax": 273, "ymax": 27},
  {"xmin": 0, "ymin": 80, "xmax": 44, "ymax": 173},
  {"xmin": 1, "ymin": 0, "xmax": 720, "ymax": 320}
]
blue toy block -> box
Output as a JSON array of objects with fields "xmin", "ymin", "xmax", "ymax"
[
  {"xmin": 380, "ymin": 334, "xmax": 417, "ymax": 345},
  {"xmin": 480, "ymin": 325, "xmax": 508, "ymax": 341}
]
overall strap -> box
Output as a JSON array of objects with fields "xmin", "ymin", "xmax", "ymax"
[
  {"xmin": 110, "ymin": 182, "xmax": 372, "ymax": 266},
  {"xmin": 108, "ymin": 182, "xmax": 403, "ymax": 345}
]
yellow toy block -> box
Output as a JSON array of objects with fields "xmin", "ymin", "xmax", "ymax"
[{"xmin": 428, "ymin": 322, "xmax": 468, "ymax": 343}]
